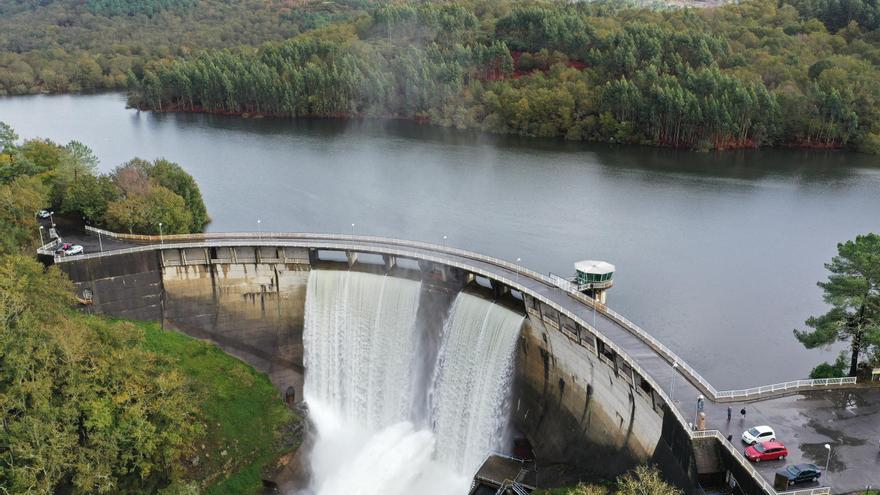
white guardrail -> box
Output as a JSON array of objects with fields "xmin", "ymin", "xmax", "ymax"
[
  {"xmin": 691, "ymin": 431, "xmax": 830, "ymax": 495},
  {"xmin": 549, "ymin": 274, "xmax": 857, "ymax": 402},
  {"xmin": 66, "ymin": 227, "xmax": 846, "ymax": 495},
  {"xmin": 36, "ymin": 238, "xmax": 62, "ymax": 256},
  {"xmin": 77, "ymin": 226, "xmax": 858, "ymax": 402}
]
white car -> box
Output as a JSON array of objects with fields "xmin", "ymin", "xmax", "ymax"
[
  {"xmin": 37, "ymin": 209, "xmax": 53, "ymax": 219},
  {"xmin": 742, "ymin": 425, "xmax": 776, "ymax": 445},
  {"xmin": 63, "ymin": 244, "xmax": 84, "ymax": 256}
]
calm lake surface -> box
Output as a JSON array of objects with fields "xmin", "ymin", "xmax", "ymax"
[{"xmin": 3, "ymin": 92, "xmax": 879, "ymax": 388}]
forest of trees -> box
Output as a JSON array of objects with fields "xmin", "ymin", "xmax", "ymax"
[
  {"xmin": 0, "ymin": 121, "xmax": 208, "ymax": 255},
  {"xmin": 1, "ymin": 123, "xmax": 300, "ymax": 494},
  {"xmin": 3, "ymin": 0, "xmax": 880, "ymax": 151},
  {"xmin": 0, "ymin": 255, "xmax": 299, "ymax": 494},
  {"xmin": 0, "ymin": 255, "xmax": 201, "ymax": 493},
  {"xmin": 0, "ymin": 0, "xmax": 374, "ymax": 94},
  {"xmin": 125, "ymin": 0, "xmax": 880, "ymax": 151}
]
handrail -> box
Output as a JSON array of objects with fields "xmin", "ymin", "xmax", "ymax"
[
  {"xmin": 59, "ymin": 230, "xmax": 849, "ymax": 495},
  {"xmin": 553, "ymin": 270, "xmax": 857, "ymax": 401},
  {"xmin": 77, "ymin": 227, "xmax": 860, "ymax": 402},
  {"xmin": 36, "ymin": 238, "xmax": 62, "ymax": 256},
  {"xmin": 62, "ymin": 233, "xmax": 693, "ymax": 427},
  {"xmin": 690, "ymin": 430, "xmax": 830, "ymax": 495}
]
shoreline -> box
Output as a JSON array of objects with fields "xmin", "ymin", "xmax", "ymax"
[{"xmin": 133, "ymin": 102, "xmax": 849, "ymax": 153}]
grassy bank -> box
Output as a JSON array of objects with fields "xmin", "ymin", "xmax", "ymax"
[{"xmin": 136, "ymin": 321, "xmax": 301, "ymax": 494}]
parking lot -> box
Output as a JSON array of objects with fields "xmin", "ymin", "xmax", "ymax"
[{"xmin": 682, "ymin": 387, "xmax": 880, "ymax": 493}]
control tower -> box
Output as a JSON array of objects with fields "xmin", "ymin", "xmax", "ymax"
[{"xmin": 573, "ymin": 260, "xmax": 614, "ymax": 304}]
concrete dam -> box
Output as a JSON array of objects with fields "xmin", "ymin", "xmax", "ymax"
[{"xmin": 48, "ymin": 229, "xmax": 875, "ymax": 495}]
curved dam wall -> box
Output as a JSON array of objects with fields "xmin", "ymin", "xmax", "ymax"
[{"xmin": 58, "ymin": 245, "xmax": 699, "ymax": 491}]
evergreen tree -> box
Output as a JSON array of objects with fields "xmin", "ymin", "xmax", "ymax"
[{"xmin": 795, "ymin": 233, "xmax": 880, "ymax": 376}]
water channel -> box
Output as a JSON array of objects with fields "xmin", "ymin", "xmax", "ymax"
[{"xmin": 2, "ymin": 92, "xmax": 879, "ymax": 388}]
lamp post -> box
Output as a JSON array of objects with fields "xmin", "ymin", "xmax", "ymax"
[
  {"xmin": 351, "ymin": 223, "xmax": 355, "ymax": 236},
  {"xmin": 592, "ymin": 293, "xmax": 597, "ymax": 329},
  {"xmin": 515, "ymin": 257, "xmax": 521, "ymax": 285},
  {"xmin": 670, "ymin": 362, "xmax": 679, "ymax": 402},
  {"xmin": 824, "ymin": 444, "xmax": 831, "ymax": 475},
  {"xmin": 38, "ymin": 225, "xmax": 44, "ymax": 245},
  {"xmin": 442, "ymin": 235, "xmax": 447, "ymax": 249},
  {"xmin": 158, "ymin": 222, "xmax": 163, "ymax": 245},
  {"xmin": 98, "ymin": 230, "xmax": 103, "ymax": 253},
  {"xmin": 257, "ymin": 219, "xmax": 262, "ymax": 240}
]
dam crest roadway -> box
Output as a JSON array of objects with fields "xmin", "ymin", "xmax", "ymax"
[{"xmin": 42, "ymin": 227, "xmax": 880, "ymax": 495}]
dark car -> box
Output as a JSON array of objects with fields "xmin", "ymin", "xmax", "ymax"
[{"xmin": 776, "ymin": 464, "xmax": 821, "ymax": 486}]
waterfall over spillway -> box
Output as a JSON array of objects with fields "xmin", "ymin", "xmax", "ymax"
[
  {"xmin": 302, "ymin": 270, "xmax": 523, "ymax": 495},
  {"xmin": 430, "ymin": 292, "xmax": 525, "ymax": 475},
  {"xmin": 304, "ymin": 269, "xmax": 421, "ymax": 430}
]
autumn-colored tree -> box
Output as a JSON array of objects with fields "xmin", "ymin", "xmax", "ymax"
[{"xmin": 112, "ymin": 159, "xmax": 154, "ymax": 197}]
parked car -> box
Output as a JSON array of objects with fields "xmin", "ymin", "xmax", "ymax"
[
  {"xmin": 742, "ymin": 425, "xmax": 775, "ymax": 445},
  {"xmin": 55, "ymin": 242, "xmax": 72, "ymax": 254},
  {"xmin": 744, "ymin": 440, "xmax": 788, "ymax": 462},
  {"xmin": 776, "ymin": 464, "xmax": 821, "ymax": 486},
  {"xmin": 63, "ymin": 244, "xmax": 84, "ymax": 256},
  {"xmin": 37, "ymin": 209, "xmax": 53, "ymax": 219}
]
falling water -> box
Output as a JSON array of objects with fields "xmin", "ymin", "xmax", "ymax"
[
  {"xmin": 302, "ymin": 270, "xmax": 523, "ymax": 495},
  {"xmin": 304, "ymin": 269, "xmax": 421, "ymax": 430},
  {"xmin": 430, "ymin": 293, "xmax": 524, "ymax": 475}
]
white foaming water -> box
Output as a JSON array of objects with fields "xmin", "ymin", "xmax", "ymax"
[
  {"xmin": 305, "ymin": 400, "xmax": 468, "ymax": 495},
  {"xmin": 304, "ymin": 269, "xmax": 421, "ymax": 430},
  {"xmin": 430, "ymin": 293, "xmax": 525, "ymax": 475},
  {"xmin": 302, "ymin": 270, "xmax": 523, "ymax": 494}
]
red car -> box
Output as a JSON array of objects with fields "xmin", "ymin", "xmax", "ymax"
[{"xmin": 744, "ymin": 441, "xmax": 788, "ymax": 462}]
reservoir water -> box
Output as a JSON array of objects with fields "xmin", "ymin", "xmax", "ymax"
[{"xmin": 2, "ymin": 92, "xmax": 879, "ymax": 388}]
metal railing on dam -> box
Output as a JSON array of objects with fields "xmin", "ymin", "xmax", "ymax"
[
  {"xmin": 51, "ymin": 226, "xmax": 855, "ymax": 495},
  {"xmin": 546, "ymin": 273, "xmax": 857, "ymax": 402},
  {"xmin": 67, "ymin": 226, "xmax": 857, "ymax": 403}
]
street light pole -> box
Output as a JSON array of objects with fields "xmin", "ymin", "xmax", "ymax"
[
  {"xmin": 671, "ymin": 362, "xmax": 679, "ymax": 402},
  {"xmin": 351, "ymin": 223, "xmax": 355, "ymax": 236},
  {"xmin": 38, "ymin": 225, "xmax": 44, "ymax": 245},
  {"xmin": 98, "ymin": 230, "xmax": 103, "ymax": 253},
  {"xmin": 515, "ymin": 257, "xmax": 521, "ymax": 285},
  {"xmin": 824, "ymin": 444, "xmax": 831, "ymax": 475},
  {"xmin": 257, "ymin": 219, "xmax": 262, "ymax": 239},
  {"xmin": 592, "ymin": 294, "xmax": 597, "ymax": 329},
  {"xmin": 442, "ymin": 235, "xmax": 447, "ymax": 249},
  {"xmin": 159, "ymin": 222, "xmax": 163, "ymax": 245}
]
